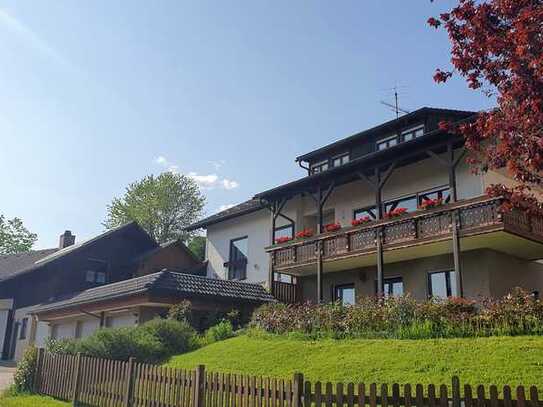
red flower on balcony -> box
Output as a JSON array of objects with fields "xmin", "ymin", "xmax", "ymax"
[
  {"xmin": 275, "ymin": 236, "xmax": 292, "ymax": 244},
  {"xmin": 419, "ymin": 197, "xmax": 444, "ymax": 210},
  {"xmin": 384, "ymin": 207, "xmax": 407, "ymax": 218},
  {"xmin": 351, "ymin": 216, "xmax": 371, "ymax": 226},
  {"xmin": 295, "ymin": 228, "xmax": 314, "ymax": 239},
  {"xmin": 324, "ymin": 222, "xmax": 341, "ymax": 232}
]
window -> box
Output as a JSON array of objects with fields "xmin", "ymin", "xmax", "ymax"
[
  {"xmin": 332, "ymin": 153, "xmax": 350, "ymax": 168},
  {"xmin": 384, "ymin": 277, "xmax": 404, "ymax": 297},
  {"xmin": 418, "ymin": 186, "xmax": 451, "ymax": 207},
  {"xmin": 228, "ymin": 237, "xmax": 248, "ymax": 280},
  {"xmin": 75, "ymin": 321, "xmax": 83, "ymax": 339},
  {"xmin": 274, "ymin": 224, "xmax": 294, "ymax": 241},
  {"xmin": 85, "ymin": 270, "xmax": 107, "ymax": 284},
  {"xmin": 385, "ymin": 195, "xmax": 418, "ymax": 213},
  {"xmin": 19, "ymin": 318, "xmax": 28, "ymax": 340},
  {"xmin": 274, "ymin": 272, "xmax": 294, "ymax": 283},
  {"xmin": 335, "ymin": 284, "xmax": 355, "ymax": 305},
  {"xmin": 311, "ymin": 160, "xmax": 329, "ymax": 174},
  {"xmin": 401, "ymin": 125, "xmax": 425, "ymax": 142},
  {"xmin": 428, "ymin": 270, "xmax": 457, "ymax": 298},
  {"xmin": 377, "ymin": 135, "xmax": 399, "ymax": 151},
  {"xmin": 354, "ymin": 206, "xmax": 377, "ymax": 220}
]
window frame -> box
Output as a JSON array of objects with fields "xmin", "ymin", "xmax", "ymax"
[
  {"xmin": 227, "ymin": 236, "xmax": 249, "ymax": 280},
  {"xmin": 334, "ymin": 283, "xmax": 356, "ymax": 306},
  {"xmin": 353, "ymin": 206, "xmax": 377, "ymax": 220},
  {"xmin": 273, "ymin": 224, "xmax": 295, "ymax": 241},
  {"xmin": 427, "ymin": 270, "xmax": 457, "ymax": 298},
  {"xmin": 401, "ymin": 125, "xmax": 425, "ymax": 142},
  {"xmin": 376, "ymin": 135, "xmax": 399, "ymax": 151},
  {"xmin": 19, "ymin": 318, "xmax": 28, "ymax": 340},
  {"xmin": 332, "ymin": 153, "xmax": 350, "ymax": 168},
  {"xmin": 310, "ymin": 159, "xmax": 330, "ymax": 174}
]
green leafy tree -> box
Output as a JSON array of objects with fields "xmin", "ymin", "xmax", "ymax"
[
  {"xmin": 187, "ymin": 235, "xmax": 206, "ymax": 261},
  {"xmin": 104, "ymin": 172, "xmax": 205, "ymax": 243},
  {"xmin": 0, "ymin": 215, "xmax": 37, "ymax": 255}
]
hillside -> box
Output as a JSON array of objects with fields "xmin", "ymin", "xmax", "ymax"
[{"xmin": 166, "ymin": 334, "xmax": 543, "ymax": 387}]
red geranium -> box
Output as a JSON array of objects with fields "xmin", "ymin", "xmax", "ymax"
[
  {"xmin": 275, "ymin": 236, "xmax": 292, "ymax": 244},
  {"xmin": 324, "ymin": 223, "xmax": 341, "ymax": 232},
  {"xmin": 352, "ymin": 216, "xmax": 371, "ymax": 226},
  {"xmin": 295, "ymin": 228, "xmax": 314, "ymax": 239},
  {"xmin": 384, "ymin": 207, "xmax": 407, "ymax": 218},
  {"xmin": 419, "ymin": 197, "xmax": 444, "ymax": 210}
]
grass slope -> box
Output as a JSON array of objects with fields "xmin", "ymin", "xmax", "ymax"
[
  {"xmin": 0, "ymin": 394, "xmax": 69, "ymax": 407},
  {"xmin": 166, "ymin": 335, "xmax": 543, "ymax": 387}
]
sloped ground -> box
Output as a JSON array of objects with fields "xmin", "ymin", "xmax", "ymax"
[{"xmin": 166, "ymin": 334, "xmax": 543, "ymax": 388}]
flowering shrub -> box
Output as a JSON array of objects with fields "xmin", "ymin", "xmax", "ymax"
[
  {"xmin": 384, "ymin": 207, "xmax": 407, "ymax": 218},
  {"xmin": 352, "ymin": 216, "xmax": 371, "ymax": 226},
  {"xmin": 275, "ymin": 236, "xmax": 292, "ymax": 244},
  {"xmin": 251, "ymin": 289, "xmax": 543, "ymax": 339},
  {"xmin": 324, "ymin": 223, "xmax": 341, "ymax": 232},
  {"xmin": 295, "ymin": 229, "xmax": 314, "ymax": 239},
  {"xmin": 419, "ymin": 198, "xmax": 444, "ymax": 210}
]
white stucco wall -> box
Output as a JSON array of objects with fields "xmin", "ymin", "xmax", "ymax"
[{"xmin": 205, "ymin": 155, "xmax": 486, "ymax": 284}]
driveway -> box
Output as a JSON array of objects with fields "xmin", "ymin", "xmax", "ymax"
[{"xmin": 0, "ymin": 362, "xmax": 16, "ymax": 393}]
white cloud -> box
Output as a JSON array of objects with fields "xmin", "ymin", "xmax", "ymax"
[
  {"xmin": 208, "ymin": 160, "xmax": 226, "ymax": 170},
  {"xmin": 154, "ymin": 156, "xmax": 239, "ymax": 190},
  {"xmin": 219, "ymin": 204, "xmax": 236, "ymax": 212}
]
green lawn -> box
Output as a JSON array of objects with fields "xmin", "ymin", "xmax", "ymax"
[
  {"xmin": 0, "ymin": 394, "xmax": 69, "ymax": 407},
  {"xmin": 166, "ymin": 334, "xmax": 543, "ymax": 388}
]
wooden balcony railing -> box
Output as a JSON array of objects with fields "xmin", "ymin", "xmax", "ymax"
[
  {"xmin": 267, "ymin": 196, "xmax": 543, "ymax": 272},
  {"xmin": 272, "ymin": 280, "xmax": 301, "ymax": 304}
]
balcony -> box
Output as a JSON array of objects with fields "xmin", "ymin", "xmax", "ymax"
[{"xmin": 267, "ymin": 196, "xmax": 543, "ymax": 275}]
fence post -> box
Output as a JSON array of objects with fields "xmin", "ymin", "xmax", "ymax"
[
  {"xmin": 293, "ymin": 373, "xmax": 304, "ymax": 407},
  {"xmin": 71, "ymin": 353, "xmax": 82, "ymax": 407},
  {"xmin": 33, "ymin": 348, "xmax": 45, "ymax": 394},
  {"xmin": 123, "ymin": 357, "xmax": 136, "ymax": 407},
  {"xmin": 452, "ymin": 376, "xmax": 461, "ymax": 407},
  {"xmin": 193, "ymin": 365, "xmax": 206, "ymax": 407}
]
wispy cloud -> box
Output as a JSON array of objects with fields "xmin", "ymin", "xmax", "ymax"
[
  {"xmin": 0, "ymin": 8, "xmax": 73, "ymax": 69},
  {"xmin": 154, "ymin": 156, "xmax": 239, "ymax": 190},
  {"xmin": 208, "ymin": 160, "xmax": 226, "ymax": 170}
]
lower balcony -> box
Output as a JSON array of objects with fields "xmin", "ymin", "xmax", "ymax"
[{"xmin": 267, "ymin": 195, "xmax": 543, "ymax": 303}]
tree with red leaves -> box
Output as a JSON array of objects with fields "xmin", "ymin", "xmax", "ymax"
[{"xmin": 428, "ymin": 0, "xmax": 543, "ymax": 213}]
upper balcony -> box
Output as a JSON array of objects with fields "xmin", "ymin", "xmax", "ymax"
[{"xmin": 266, "ymin": 196, "xmax": 543, "ymax": 275}]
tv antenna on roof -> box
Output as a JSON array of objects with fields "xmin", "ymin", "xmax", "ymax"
[{"xmin": 380, "ymin": 85, "xmax": 410, "ymax": 119}]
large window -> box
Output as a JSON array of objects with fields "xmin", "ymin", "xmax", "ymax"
[
  {"xmin": 384, "ymin": 277, "xmax": 404, "ymax": 297},
  {"xmin": 228, "ymin": 237, "xmax": 248, "ymax": 280},
  {"xmin": 85, "ymin": 270, "xmax": 107, "ymax": 284},
  {"xmin": 335, "ymin": 284, "xmax": 355, "ymax": 305},
  {"xmin": 428, "ymin": 270, "xmax": 457, "ymax": 298},
  {"xmin": 274, "ymin": 224, "xmax": 294, "ymax": 241},
  {"xmin": 385, "ymin": 195, "xmax": 419, "ymax": 213},
  {"xmin": 418, "ymin": 186, "xmax": 450, "ymax": 206},
  {"xmin": 19, "ymin": 318, "xmax": 28, "ymax": 340},
  {"xmin": 354, "ymin": 206, "xmax": 377, "ymax": 220}
]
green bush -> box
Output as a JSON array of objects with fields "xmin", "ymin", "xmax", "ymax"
[
  {"xmin": 167, "ymin": 300, "xmax": 192, "ymax": 324},
  {"xmin": 44, "ymin": 318, "xmax": 197, "ymax": 363},
  {"xmin": 205, "ymin": 320, "xmax": 234, "ymax": 343},
  {"xmin": 13, "ymin": 346, "xmax": 37, "ymax": 393},
  {"xmin": 251, "ymin": 288, "xmax": 543, "ymax": 339}
]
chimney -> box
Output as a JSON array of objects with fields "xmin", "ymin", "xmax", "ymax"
[{"xmin": 59, "ymin": 230, "xmax": 76, "ymax": 249}]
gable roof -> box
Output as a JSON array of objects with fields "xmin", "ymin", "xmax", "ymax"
[
  {"xmin": 0, "ymin": 249, "xmax": 59, "ymax": 282},
  {"xmin": 0, "ymin": 222, "xmax": 157, "ymax": 283},
  {"xmin": 296, "ymin": 107, "xmax": 475, "ymax": 163},
  {"xmin": 185, "ymin": 199, "xmax": 264, "ymax": 231},
  {"xmin": 32, "ymin": 270, "xmax": 275, "ymax": 314}
]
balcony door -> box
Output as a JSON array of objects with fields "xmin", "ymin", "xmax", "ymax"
[{"xmin": 228, "ymin": 237, "xmax": 248, "ymax": 280}]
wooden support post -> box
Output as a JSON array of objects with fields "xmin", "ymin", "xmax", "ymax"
[
  {"xmin": 448, "ymin": 143, "xmax": 458, "ymax": 202},
  {"xmin": 317, "ymin": 186, "xmax": 324, "ymax": 234},
  {"xmin": 123, "ymin": 357, "xmax": 135, "ymax": 407},
  {"xmin": 269, "ymin": 252, "xmax": 275, "ymax": 297},
  {"xmin": 376, "ymin": 229, "xmax": 384, "ymax": 297},
  {"xmin": 193, "ymin": 365, "xmax": 206, "ymax": 407},
  {"xmin": 71, "ymin": 353, "xmax": 82, "ymax": 407},
  {"xmin": 292, "ymin": 373, "xmax": 304, "ymax": 407},
  {"xmin": 452, "ymin": 212, "xmax": 464, "ymax": 297},
  {"xmin": 316, "ymin": 241, "xmax": 324, "ymax": 303},
  {"xmin": 33, "ymin": 348, "xmax": 45, "ymax": 394}
]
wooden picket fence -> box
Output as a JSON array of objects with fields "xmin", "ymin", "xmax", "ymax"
[{"xmin": 33, "ymin": 349, "xmax": 542, "ymax": 407}]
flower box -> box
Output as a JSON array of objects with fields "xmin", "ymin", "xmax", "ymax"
[
  {"xmin": 352, "ymin": 216, "xmax": 371, "ymax": 226},
  {"xmin": 295, "ymin": 228, "xmax": 314, "ymax": 239},
  {"xmin": 275, "ymin": 236, "xmax": 292, "ymax": 244},
  {"xmin": 384, "ymin": 207, "xmax": 408, "ymax": 218},
  {"xmin": 324, "ymin": 223, "xmax": 341, "ymax": 232},
  {"xmin": 419, "ymin": 197, "xmax": 444, "ymax": 210}
]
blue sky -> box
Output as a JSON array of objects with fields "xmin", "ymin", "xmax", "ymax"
[{"xmin": 0, "ymin": 1, "xmax": 493, "ymax": 249}]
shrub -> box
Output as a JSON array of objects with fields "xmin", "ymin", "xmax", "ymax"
[
  {"xmin": 44, "ymin": 337, "xmax": 78, "ymax": 355},
  {"xmin": 250, "ymin": 289, "xmax": 543, "ymax": 340},
  {"xmin": 205, "ymin": 320, "xmax": 234, "ymax": 343},
  {"xmin": 13, "ymin": 346, "xmax": 37, "ymax": 393},
  {"xmin": 168, "ymin": 300, "xmax": 192, "ymax": 324},
  {"xmin": 139, "ymin": 318, "xmax": 196, "ymax": 356}
]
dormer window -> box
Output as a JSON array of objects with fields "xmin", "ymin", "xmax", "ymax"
[
  {"xmin": 376, "ymin": 124, "xmax": 425, "ymax": 151},
  {"xmin": 311, "ymin": 160, "xmax": 329, "ymax": 174},
  {"xmin": 332, "ymin": 153, "xmax": 350, "ymax": 168}
]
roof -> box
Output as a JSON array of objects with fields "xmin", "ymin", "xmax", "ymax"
[
  {"xmin": 133, "ymin": 239, "xmax": 200, "ymax": 265},
  {"xmin": 296, "ymin": 107, "xmax": 475, "ymax": 162},
  {"xmin": 32, "ymin": 270, "xmax": 275, "ymax": 314},
  {"xmin": 0, "ymin": 222, "xmax": 157, "ymax": 283},
  {"xmin": 185, "ymin": 199, "xmax": 264, "ymax": 231},
  {"xmin": 0, "ymin": 249, "xmax": 59, "ymax": 282}
]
